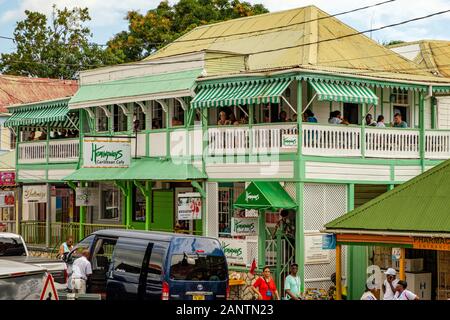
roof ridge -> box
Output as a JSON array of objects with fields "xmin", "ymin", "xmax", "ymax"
[{"xmin": 327, "ymin": 159, "xmax": 450, "ymax": 228}]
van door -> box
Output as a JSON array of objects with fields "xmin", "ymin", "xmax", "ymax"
[
  {"xmin": 106, "ymin": 238, "xmax": 150, "ymax": 300},
  {"xmin": 89, "ymin": 236, "xmax": 117, "ymax": 296},
  {"xmin": 142, "ymin": 242, "xmax": 169, "ymax": 300}
]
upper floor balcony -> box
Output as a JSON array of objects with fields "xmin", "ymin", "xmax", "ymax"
[{"xmin": 18, "ymin": 138, "xmax": 80, "ymax": 164}]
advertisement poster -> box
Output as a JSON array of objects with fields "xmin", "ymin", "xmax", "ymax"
[
  {"xmin": 23, "ymin": 185, "xmax": 47, "ymax": 203},
  {"xmin": 305, "ymin": 233, "xmax": 330, "ymax": 264},
  {"xmin": 219, "ymin": 238, "xmax": 248, "ymax": 266},
  {"xmin": 83, "ymin": 137, "xmax": 131, "ymax": 168},
  {"xmin": 177, "ymin": 192, "xmax": 202, "ymax": 220},
  {"xmin": 231, "ymin": 217, "xmax": 258, "ymax": 236},
  {"xmin": 0, "ymin": 191, "xmax": 15, "ymax": 208},
  {"xmin": 0, "ymin": 172, "xmax": 15, "ymax": 186},
  {"xmin": 75, "ymin": 188, "xmax": 99, "ymax": 206}
]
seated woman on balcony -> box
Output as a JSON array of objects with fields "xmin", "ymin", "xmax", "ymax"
[
  {"xmin": 365, "ymin": 114, "xmax": 377, "ymax": 126},
  {"xmin": 51, "ymin": 130, "xmax": 60, "ymax": 139},
  {"xmin": 278, "ymin": 111, "xmax": 291, "ymax": 122},
  {"xmin": 38, "ymin": 131, "xmax": 47, "ymax": 140},
  {"xmin": 303, "ymin": 109, "xmax": 318, "ymax": 123},
  {"xmin": 228, "ymin": 113, "xmax": 240, "ymax": 125},
  {"xmin": 58, "ymin": 129, "xmax": 68, "ymax": 138},
  {"xmin": 27, "ymin": 131, "xmax": 36, "ymax": 141},
  {"xmin": 328, "ymin": 111, "xmax": 342, "ymax": 125},
  {"xmin": 376, "ymin": 115, "xmax": 386, "ymax": 128},
  {"xmin": 67, "ymin": 129, "xmax": 78, "ymax": 138},
  {"xmin": 218, "ymin": 111, "xmax": 228, "ymax": 125}
]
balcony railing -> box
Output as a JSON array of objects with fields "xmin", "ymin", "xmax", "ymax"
[{"xmin": 18, "ymin": 138, "xmax": 79, "ymax": 164}]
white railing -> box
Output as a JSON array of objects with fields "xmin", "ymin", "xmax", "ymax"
[
  {"xmin": 365, "ymin": 128, "xmax": 419, "ymax": 158},
  {"xmin": 208, "ymin": 124, "xmax": 298, "ymax": 155},
  {"xmin": 302, "ymin": 124, "xmax": 361, "ymax": 157},
  {"xmin": 425, "ymin": 131, "xmax": 450, "ymax": 159},
  {"xmin": 18, "ymin": 139, "xmax": 79, "ymax": 164}
]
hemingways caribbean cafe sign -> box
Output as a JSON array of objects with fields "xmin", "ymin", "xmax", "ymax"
[
  {"xmin": 83, "ymin": 137, "xmax": 131, "ymax": 168},
  {"xmin": 231, "ymin": 217, "xmax": 258, "ymax": 236}
]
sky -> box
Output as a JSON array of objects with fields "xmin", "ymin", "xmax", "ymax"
[{"xmin": 0, "ymin": 0, "xmax": 449, "ymax": 55}]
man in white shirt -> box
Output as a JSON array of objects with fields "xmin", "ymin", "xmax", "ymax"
[
  {"xmin": 394, "ymin": 280, "xmax": 419, "ymax": 300},
  {"xmin": 382, "ymin": 268, "xmax": 399, "ymax": 300},
  {"xmin": 360, "ymin": 282, "xmax": 378, "ymax": 300},
  {"xmin": 71, "ymin": 249, "xmax": 92, "ymax": 294}
]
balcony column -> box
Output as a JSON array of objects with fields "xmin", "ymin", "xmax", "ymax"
[
  {"xmin": 361, "ymin": 103, "xmax": 366, "ymax": 158},
  {"xmin": 419, "ymin": 92, "xmax": 425, "ymax": 172}
]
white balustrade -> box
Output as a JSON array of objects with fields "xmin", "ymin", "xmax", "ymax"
[
  {"xmin": 252, "ymin": 124, "xmax": 298, "ymax": 153},
  {"xmin": 365, "ymin": 128, "xmax": 419, "ymax": 158},
  {"xmin": 302, "ymin": 124, "xmax": 361, "ymax": 157},
  {"xmin": 425, "ymin": 131, "xmax": 450, "ymax": 159},
  {"xmin": 18, "ymin": 139, "xmax": 79, "ymax": 164}
]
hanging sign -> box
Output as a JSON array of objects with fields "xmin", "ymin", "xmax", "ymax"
[
  {"xmin": 231, "ymin": 217, "xmax": 258, "ymax": 236},
  {"xmin": 75, "ymin": 188, "xmax": 99, "ymax": 206},
  {"xmin": 245, "ymin": 209, "xmax": 259, "ymax": 218},
  {"xmin": 305, "ymin": 233, "xmax": 330, "ymax": 264},
  {"xmin": 23, "ymin": 185, "xmax": 47, "ymax": 203},
  {"xmin": 0, "ymin": 191, "xmax": 15, "ymax": 208},
  {"xmin": 0, "ymin": 172, "xmax": 15, "ymax": 186},
  {"xmin": 40, "ymin": 273, "xmax": 59, "ymax": 300},
  {"xmin": 412, "ymin": 237, "xmax": 450, "ymax": 251},
  {"xmin": 219, "ymin": 238, "xmax": 248, "ymax": 266},
  {"xmin": 281, "ymin": 134, "xmax": 298, "ymax": 148},
  {"xmin": 177, "ymin": 192, "xmax": 202, "ymax": 220},
  {"xmin": 83, "ymin": 137, "xmax": 131, "ymax": 168}
]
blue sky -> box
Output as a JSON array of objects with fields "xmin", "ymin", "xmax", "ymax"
[{"xmin": 0, "ymin": 0, "xmax": 449, "ymax": 55}]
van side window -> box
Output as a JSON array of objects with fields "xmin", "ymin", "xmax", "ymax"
[
  {"xmin": 113, "ymin": 239, "xmax": 148, "ymax": 275},
  {"xmin": 147, "ymin": 243, "xmax": 168, "ymax": 281},
  {"xmin": 68, "ymin": 235, "xmax": 95, "ymax": 263}
]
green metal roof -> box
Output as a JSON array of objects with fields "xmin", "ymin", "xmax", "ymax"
[
  {"xmin": 4, "ymin": 98, "xmax": 75, "ymax": 127},
  {"xmin": 191, "ymin": 78, "xmax": 291, "ymax": 108},
  {"xmin": 325, "ymin": 159, "xmax": 450, "ymax": 234},
  {"xmin": 309, "ymin": 80, "xmax": 378, "ymax": 105},
  {"xmin": 64, "ymin": 158, "xmax": 206, "ymax": 181},
  {"xmin": 69, "ymin": 68, "xmax": 203, "ymax": 108},
  {"xmin": 234, "ymin": 181, "xmax": 297, "ymax": 211}
]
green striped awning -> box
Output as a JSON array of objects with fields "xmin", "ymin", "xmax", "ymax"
[
  {"xmin": 191, "ymin": 78, "xmax": 292, "ymax": 108},
  {"xmin": 309, "ymin": 81, "xmax": 378, "ymax": 105},
  {"xmin": 4, "ymin": 98, "xmax": 78, "ymax": 128}
]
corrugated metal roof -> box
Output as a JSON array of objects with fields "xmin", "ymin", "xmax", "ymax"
[
  {"xmin": 325, "ymin": 159, "xmax": 450, "ymax": 234},
  {"xmin": 0, "ymin": 75, "xmax": 78, "ymax": 113},
  {"xmin": 0, "ymin": 151, "xmax": 15, "ymax": 170},
  {"xmin": 389, "ymin": 40, "xmax": 450, "ymax": 78},
  {"xmin": 144, "ymin": 6, "xmax": 448, "ymax": 84}
]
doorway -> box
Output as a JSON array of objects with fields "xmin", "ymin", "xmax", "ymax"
[{"xmin": 343, "ymin": 103, "xmax": 360, "ymax": 124}]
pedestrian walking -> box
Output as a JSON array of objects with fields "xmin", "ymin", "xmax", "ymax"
[
  {"xmin": 58, "ymin": 236, "xmax": 73, "ymax": 260},
  {"xmin": 393, "ymin": 280, "xmax": 419, "ymax": 300},
  {"xmin": 284, "ymin": 264, "xmax": 302, "ymax": 300},
  {"xmin": 382, "ymin": 268, "xmax": 399, "ymax": 300},
  {"xmin": 251, "ymin": 266, "xmax": 280, "ymax": 300},
  {"xmin": 71, "ymin": 249, "xmax": 92, "ymax": 295}
]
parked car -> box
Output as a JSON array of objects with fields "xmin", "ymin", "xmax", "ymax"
[
  {"xmin": 65, "ymin": 229, "xmax": 229, "ymax": 300},
  {"xmin": 0, "ymin": 259, "xmax": 47, "ymax": 300},
  {"xmin": 0, "ymin": 232, "xmax": 67, "ymax": 289}
]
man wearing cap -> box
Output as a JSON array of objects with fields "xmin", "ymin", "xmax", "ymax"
[{"xmin": 382, "ymin": 268, "xmax": 399, "ymax": 300}]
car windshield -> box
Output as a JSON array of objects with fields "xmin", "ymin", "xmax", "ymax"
[
  {"xmin": 170, "ymin": 254, "xmax": 227, "ymax": 281},
  {"xmin": 0, "ymin": 237, "xmax": 26, "ymax": 256}
]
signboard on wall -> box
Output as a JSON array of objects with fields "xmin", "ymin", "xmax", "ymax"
[
  {"xmin": 177, "ymin": 192, "xmax": 202, "ymax": 220},
  {"xmin": 281, "ymin": 134, "xmax": 298, "ymax": 148},
  {"xmin": 75, "ymin": 188, "xmax": 99, "ymax": 206},
  {"xmin": 0, "ymin": 191, "xmax": 15, "ymax": 207},
  {"xmin": 219, "ymin": 238, "xmax": 248, "ymax": 266},
  {"xmin": 0, "ymin": 172, "xmax": 15, "ymax": 186},
  {"xmin": 83, "ymin": 137, "xmax": 131, "ymax": 168},
  {"xmin": 231, "ymin": 217, "xmax": 258, "ymax": 236},
  {"xmin": 305, "ymin": 233, "xmax": 330, "ymax": 264},
  {"xmin": 23, "ymin": 185, "xmax": 47, "ymax": 203},
  {"xmin": 412, "ymin": 237, "xmax": 450, "ymax": 251},
  {"xmin": 245, "ymin": 209, "xmax": 258, "ymax": 218}
]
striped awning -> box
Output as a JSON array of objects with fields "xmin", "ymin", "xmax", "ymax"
[
  {"xmin": 4, "ymin": 98, "xmax": 78, "ymax": 129},
  {"xmin": 309, "ymin": 81, "xmax": 378, "ymax": 105},
  {"xmin": 191, "ymin": 78, "xmax": 292, "ymax": 108}
]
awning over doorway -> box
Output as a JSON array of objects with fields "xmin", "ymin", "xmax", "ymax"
[
  {"xmin": 234, "ymin": 181, "xmax": 297, "ymax": 211},
  {"xmin": 63, "ymin": 158, "xmax": 206, "ymax": 182},
  {"xmin": 191, "ymin": 78, "xmax": 292, "ymax": 108},
  {"xmin": 4, "ymin": 98, "xmax": 78, "ymax": 128},
  {"xmin": 309, "ymin": 80, "xmax": 378, "ymax": 105}
]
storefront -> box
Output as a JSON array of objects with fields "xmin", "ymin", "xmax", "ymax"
[
  {"xmin": 325, "ymin": 158, "xmax": 450, "ymax": 300},
  {"xmin": 0, "ymin": 163, "xmax": 16, "ymax": 232}
]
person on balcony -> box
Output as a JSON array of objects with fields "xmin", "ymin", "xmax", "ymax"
[
  {"xmin": 27, "ymin": 131, "xmax": 36, "ymax": 141},
  {"xmin": 328, "ymin": 111, "xmax": 342, "ymax": 125},
  {"xmin": 38, "ymin": 131, "xmax": 47, "ymax": 140},
  {"xmin": 218, "ymin": 111, "xmax": 228, "ymax": 125},
  {"xmin": 304, "ymin": 109, "xmax": 318, "ymax": 123},
  {"xmin": 365, "ymin": 114, "xmax": 377, "ymax": 126},
  {"xmin": 376, "ymin": 115, "xmax": 386, "ymax": 128},
  {"xmin": 228, "ymin": 113, "xmax": 240, "ymax": 125},
  {"xmin": 392, "ymin": 113, "xmax": 408, "ymax": 128}
]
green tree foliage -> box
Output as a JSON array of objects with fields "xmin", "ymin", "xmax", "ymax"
[
  {"xmin": 383, "ymin": 40, "xmax": 406, "ymax": 46},
  {"xmin": 0, "ymin": 5, "xmax": 119, "ymax": 79},
  {"xmin": 107, "ymin": 0, "xmax": 269, "ymax": 63}
]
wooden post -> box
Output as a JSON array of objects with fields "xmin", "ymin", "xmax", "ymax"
[
  {"xmin": 336, "ymin": 244, "xmax": 342, "ymax": 300},
  {"xmin": 399, "ymin": 247, "xmax": 406, "ymax": 280}
]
